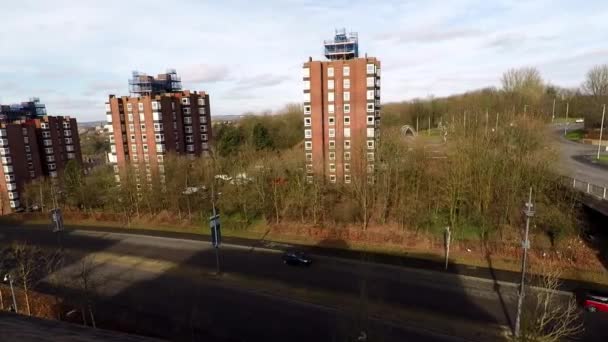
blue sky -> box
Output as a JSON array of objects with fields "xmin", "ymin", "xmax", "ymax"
[{"xmin": 1, "ymin": 0, "xmax": 607, "ymax": 122}]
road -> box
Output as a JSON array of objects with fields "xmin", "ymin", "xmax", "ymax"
[
  {"xmin": 551, "ymin": 123, "xmax": 608, "ymax": 188},
  {"xmin": 1, "ymin": 225, "xmax": 606, "ymax": 341}
]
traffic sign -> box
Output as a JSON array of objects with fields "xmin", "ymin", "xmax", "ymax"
[{"xmin": 210, "ymin": 214, "xmax": 221, "ymax": 248}]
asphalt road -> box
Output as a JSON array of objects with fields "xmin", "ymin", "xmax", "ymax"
[
  {"xmin": 551, "ymin": 123, "xmax": 608, "ymax": 188},
  {"xmin": 1, "ymin": 226, "xmax": 606, "ymax": 342}
]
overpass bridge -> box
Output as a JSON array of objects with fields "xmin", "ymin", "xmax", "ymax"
[{"xmin": 569, "ymin": 177, "xmax": 608, "ymax": 216}]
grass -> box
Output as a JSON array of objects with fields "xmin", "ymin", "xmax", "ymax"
[
  {"xmin": 597, "ymin": 154, "xmax": 608, "ymax": 165},
  {"xmin": 565, "ymin": 129, "xmax": 585, "ymax": 142},
  {"xmin": 554, "ymin": 117, "xmax": 582, "ymax": 124}
]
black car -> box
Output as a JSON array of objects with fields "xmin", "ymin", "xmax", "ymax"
[{"xmin": 282, "ymin": 251, "xmax": 312, "ymax": 266}]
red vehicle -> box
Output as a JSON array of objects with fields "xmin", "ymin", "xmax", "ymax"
[{"xmin": 583, "ymin": 292, "xmax": 608, "ymax": 313}]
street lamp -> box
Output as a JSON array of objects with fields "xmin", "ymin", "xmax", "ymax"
[
  {"xmin": 514, "ymin": 188, "xmax": 535, "ymax": 338},
  {"xmin": 3, "ymin": 274, "xmax": 18, "ymax": 313}
]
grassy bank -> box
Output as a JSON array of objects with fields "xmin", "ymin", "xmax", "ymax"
[{"xmin": 565, "ymin": 129, "xmax": 585, "ymax": 142}]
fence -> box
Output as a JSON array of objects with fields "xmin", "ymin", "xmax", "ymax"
[{"xmin": 570, "ymin": 178, "xmax": 607, "ymax": 200}]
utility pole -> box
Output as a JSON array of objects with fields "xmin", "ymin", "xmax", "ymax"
[
  {"xmin": 514, "ymin": 188, "xmax": 535, "ymax": 338},
  {"xmin": 416, "ymin": 116, "xmax": 419, "ymax": 133},
  {"xmin": 444, "ymin": 227, "xmax": 451, "ymax": 270},
  {"xmin": 495, "ymin": 112, "xmax": 500, "ymax": 132},
  {"xmin": 597, "ymin": 104, "xmax": 606, "ymax": 160},
  {"xmin": 524, "ymin": 105, "xmax": 528, "ymax": 118},
  {"xmin": 428, "ymin": 116, "xmax": 431, "ymax": 136},
  {"xmin": 210, "ymin": 181, "xmax": 221, "ymax": 275},
  {"xmin": 485, "ymin": 109, "xmax": 489, "ymax": 136},
  {"xmin": 551, "ymin": 98, "xmax": 556, "ymax": 123},
  {"xmin": 564, "ymin": 102, "xmax": 570, "ymax": 136}
]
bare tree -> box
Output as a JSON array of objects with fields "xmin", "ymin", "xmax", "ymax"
[
  {"xmin": 515, "ymin": 262, "xmax": 583, "ymax": 341},
  {"xmin": 501, "ymin": 67, "xmax": 545, "ymax": 102},
  {"xmin": 72, "ymin": 256, "xmax": 100, "ymax": 328},
  {"xmin": 582, "ymin": 64, "xmax": 608, "ymax": 97}
]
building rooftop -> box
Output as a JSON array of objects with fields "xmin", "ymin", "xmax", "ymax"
[
  {"xmin": 324, "ymin": 29, "xmax": 359, "ymax": 60},
  {"xmin": 128, "ymin": 69, "xmax": 182, "ymax": 96}
]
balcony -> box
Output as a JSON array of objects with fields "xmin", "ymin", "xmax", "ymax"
[
  {"xmin": 0, "ymin": 138, "xmax": 8, "ymax": 146},
  {"xmin": 6, "ymin": 183, "xmax": 16, "ymax": 191},
  {"xmin": 3, "ymin": 165, "xmax": 14, "ymax": 174},
  {"xmin": 156, "ymin": 144, "xmax": 166, "ymax": 153},
  {"xmin": 152, "ymin": 112, "xmax": 162, "ymax": 121},
  {"xmin": 0, "ymin": 129, "xmax": 6, "ymax": 137}
]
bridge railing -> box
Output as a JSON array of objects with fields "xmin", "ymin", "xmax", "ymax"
[{"xmin": 570, "ymin": 178, "xmax": 607, "ymax": 200}]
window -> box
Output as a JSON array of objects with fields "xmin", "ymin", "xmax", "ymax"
[
  {"xmin": 343, "ymin": 79, "xmax": 350, "ymax": 89},
  {"xmin": 367, "ymin": 127, "xmax": 375, "ymax": 138},
  {"xmin": 367, "ymin": 63, "xmax": 375, "ymax": 74},
  {"xmin": 155, "ymin": 134, "xmax": 165, "ymax": 142},
  {"xmin": 304, "ymin": 118, "xmax": 311, "ymax": 127},
  {"xmin": 183, "ymin": 107, "xmax": 191, "ymax": 115},
  {"xmin": 305, "ymin": 141, "xmax": 312, "ymax": 150},
  {"xmin": 344, "ymin": 128, "xmax": 351, "ymax": 137},
  {"xmin": 5, "ymin": 174, "xmax": 15, "ymax": 182},
  {"xmin": 138, "ymin": 103, "xmax": 144, "ymax": 111},
  {"xmin": 344, "ymin": 104, "xmax": 350, "ymax": 113},
  {"xmin": 26, "ymin": 154, "xmax": 32, "ymax": 161},
  {"xmin": 143, "ymin": 145, "xmax": 148, "ymax": 152},
  {"xmin": 304, "ymin": 93, "xmax": 311, "ymax": 103},
  {"xmin": 303, "ymin": 80, "xmax": 310, "ymax": 90},
  {"xmin": 329, "ymin": 140, "xmax": 335, "ymax": 149},
  {"xmin": 344, "ymin": 140, "xmax": 351, "ymax": 149},
  {"xmin": 343, "ymin": 66, "xmax": 350, "ymax": 76},
  {"xmin": 40, "ymin": 122, "xmax": 49, "ymax": 129},
  {"xmin": 42, "ymin": 131, "xmax": 51, "ymax": 138},
  {"xmin": 157, "ymin": 155, "xmax": 164, "ymax": 162},
  {"xmin": 129, "ymin": 124, "xmax": 135, "ymax": 132},
  {"xmin": 304, "ymin": 129, "xmax": 312, "ymax": 138},
  {"xmin": 328, "ymin": 104, "xmax": 334, "ymax": 114},
  {"xmin": 329, "ymin": 152, "xmax": 335, "ymax": 161},
  {"xmin": 327, "ymin": 67, "xmax": 334, "ymax": 77},
  {"xmin": 367, "ymin": 140, "xmax": 375, "ymax": 149},
  {"xmin": 201, "ymin": 125, "xmax": 208, "ymax": 132},
  {"xmin": 46, "ymin": 155, "xmax": 55, "ymax": 162},
  {"xmin": 328, "ymin": 92, "xmax": 334, "ymax": 102},
  {"xmin": 185, "ymin": 136, "xmax": 194, "ymax": 143},
  {"xmin": 65, "ymin": 138, "xmax": 73, "ymax": 144},
  {"xmin": 328, "ymin": 117, "xmax": 335, "ymax": 126},
  {"xmin": 327, "ymin": 80, "xmax": 334, "ymax": 90},
  {"xmin": 344, "ymin": 116, "xmax": 350, "ymax": 125},
  {"xmin": 130, "ymin": 134, "xmax": 136, "ymax": 141},
  {"xmin": 48, "ymin": 163, "xmax": 56, "ymax": 171},
  {"xmin": 154, "ymin": 123, "xmax": 164, "ymax": 131},
  {"xmin": 67, "ymin": 153, "xmax": 75, "ymax": 159},
  {"xmin": 304, "ymin": 105, "xmax": 311, "ymax": 115},
  {"xmin": 329, "ymin": 163, "xmax": 336, "ymax": 172},
  {"xmin": 142, "ymin": 134, "xmax": 147, "ymax": 142},
  {"xmin": 344, "ymin": 175, "xmax": 351, "ymax": 184},
  {"xmin": 181, "ymin": 97, "xmax": 190, "ymax": 105},
  {"xmin": 131, "ymin": 144, "xmax": 137, "ymax": 152},
  {"xmin": 306, "ymin": 164, "xmax": 313, "ymax": 173},
  {"xmin": 184, "ymin": 117, "xmax": 192, "ymax": 124},
  {"xmin": 200, "ymin": 115, "xmax": 207, "ymax": 123},
  {"xmin": 329, "ymin": 128, "xmax": 335, "ymax": 137},
  {"xmin": 127, "ymin": 103, "xmax": 132, "ymax": 111},
  {"xmin": 367, "ymin": 164, "xmax": 375, "ymax": 173},
  {"xmin": 185, "ymin": 126, "xmax": 193, "ymax": 134},
  {"xmin": 144, "ymin": 154, "xmax": 150, "ymax": 162},
  {"xmin": 29, "ymin": 171, "xmax": 36, "ymax": 178},
  {"xmin": 344, "ymin": 163, "xmax": 351, "ymax": 172},
  {"xmin": 139, "ymin": 113, "xmax": 145, "ymax": 122},
  {"xmin": 199, "ymin": 107, "xmax": 206, "ymax": 115},
  {"xmin": 45, "ymin": 147, "xmax": 53, "ymax": 154},
  {"xmin": 202, "ymin": 142, "xmax": 209, "ymax": 149},
  {"xmin": 201, "ymin": 133, "xmax": 208, "ymax": 141},
  {"xmin": 302, "ymin": 67, "xmax": 310, "ymax": 78},
  {"xmin": 343, "ymin": 92, "xmax": 350, "ymax": 102},
  {"xmin": 198, "ymin": 98, "xmax": 205, "ymax": 106},
  {"xmin": 367, "ymin": 90, "xmax": 375, "ymax": 100},
  {"xmin": 23, "ymin": 137, "xmax": 28, "ymax": 144},
  {"xmin": 152, "ymin": 101, "xmax": 160, "ymax": 110},
  {"xmin": 140, "ymin": 124, "xmax": 146, "ymax": 130},
  {"xmin": 367, "ymin": 152, "xmax": 375, "ymax": 161},
  {"xmin": 305, "ymin": 153, "xmax": 312, "ymax": 161},
  {"xmin": 367, "ymin": 77, "xmax": 375, "ymax": 87},
  {"xmin": 172, "ymin": 112, "xmax": 177, "ymax": 120},
  {"xmin": 329, "ymin": 175, "xmax": 336, "ymax": 183},
  {"xmin": 377, "ymin": 68, "xmax": 381, "ymax": 77},
  {"xmin": 43, "ymin": 139, "xmax": 52, "ymax": 146},
  {"xmin": 128, "ymin": 113, "xmax": 133, "ymax": 122},
  {"xmin": 66, "ymin": 145, "xmax": 74, "ymax": 152},
  {"xmin": 367, "ymin": 103, "xmax": 375, "ymax": 113},
  {"xmin": 367, "ymin": 115, "xmax": 375, "ymax": 125}
]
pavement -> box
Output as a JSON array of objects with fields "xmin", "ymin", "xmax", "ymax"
[
  {"xmin": 1, "ymin": 225, "xmax": 607, "ymax": 342},
  {"xmin": 551, "ymin": 123, "xmax": 608, "ymax": 188}
]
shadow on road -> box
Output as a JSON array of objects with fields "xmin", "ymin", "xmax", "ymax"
[{"xmin": 0, "ymin": 225, "xmax": 515, "ymax": 341}]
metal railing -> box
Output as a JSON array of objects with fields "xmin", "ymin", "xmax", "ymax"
[{"xmin": 570, "ymin": 178, "xmax": 607, "ymax": 200}]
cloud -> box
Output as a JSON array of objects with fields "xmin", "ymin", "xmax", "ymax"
[
  {"xmin": 180, "ymin": 64, "xmax": 230, "ymax": 84},
  {"xmin": 376, "ymin": 27, "xmax": 484, "ymax": 44},
  {"xmin": 82, "ymin": 80, "xmax": 125, "ymax": 97}
]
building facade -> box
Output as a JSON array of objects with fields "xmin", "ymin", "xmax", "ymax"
[
  {"xmin": 106, "ymin": 89, "xmax": 212, "ymax": 185},
  {"xmin": 0, "ymin": 115, "xmax": 81, "ymax": 213},
  {"xmin": 0, "ymin": 98, "xmax": 47, "ymax": 122},
  {"xmin": 303, "ymin": 30, "xmax": 381, "ymax": 184}
]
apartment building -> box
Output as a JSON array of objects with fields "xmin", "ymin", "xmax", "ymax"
[
  {"xmin": 0, "ymin": 115, "xmax": 81, "ymax": 213},
  {"xmin": 0, "ymin": 97, "xmax": 47, "ymax": 122},
  {"xmin": 106, "ymin": 86, "xmax": 212, "ymax": 185},
  {"xmin": 303, "ymin": 30, "xmax": 381, "ymax": 184}
]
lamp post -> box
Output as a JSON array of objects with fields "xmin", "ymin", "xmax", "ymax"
[
  {"xmin": 597, "ymin": 104, "xmax": 606, "ymax": 160},
  {"xmin": 514, "ymin": 188, "xmax": 535, "ymax": 338},
  {"xmin": 4, "ymin": 274, "xmax": 18, "ymax": 313}
]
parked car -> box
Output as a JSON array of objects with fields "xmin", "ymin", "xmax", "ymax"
[
  {"xmin": 583, "ymin": 291, "xmax": 608, "ymax": 312},
  {"xmin": 282, "ymin": 251, "xmax": 312, "ymax": 266}
]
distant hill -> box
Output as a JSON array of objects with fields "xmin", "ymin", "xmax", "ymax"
[{"xmin": 78, "ymin": 121, "xmax": 105, "ymax": 128}]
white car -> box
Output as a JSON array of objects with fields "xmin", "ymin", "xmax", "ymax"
[{"xmin": 575, "ymin": 118, "xmax": 584, "ymax": 123}]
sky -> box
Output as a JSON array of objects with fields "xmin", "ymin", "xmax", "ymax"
[{"xmin": 1, "ymin": 0, "xmax": 607, "ymax": 122}]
